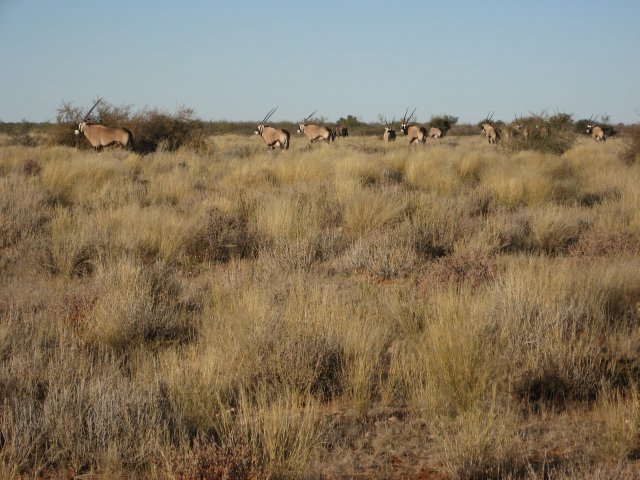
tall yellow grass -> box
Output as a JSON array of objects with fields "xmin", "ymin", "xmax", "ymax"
[{"xmin": 1, "ymin": 134, "xmax": 639, "ymax": 478}]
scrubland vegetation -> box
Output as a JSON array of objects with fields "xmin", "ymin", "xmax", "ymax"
[{"xmin": 2, "ymin": 126, "xmax": 640, "ymax": 479}]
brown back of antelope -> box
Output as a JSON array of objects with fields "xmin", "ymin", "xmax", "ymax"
[
  {"xmin": 482, "ymin": 123, "xmax": 499, "ymax": 144},
  {"xmin": 298, "ymin": 124, "xmax": 333, "ymax": 143},
  {"xmin": 334, "ymin": 126, "xmax": 348, "ymax": 137},
  {"xmin": 587, "ymin": 124, "xmax": 606, "ymax": 141},
  {"xmin": 429, "ymin": 127, "xmax": 444, "ymax": 139},
  {"xmin": 402, "ymin": 124, "xmax": 427, "ymax": 144}
]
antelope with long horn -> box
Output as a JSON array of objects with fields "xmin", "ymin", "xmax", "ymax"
[
  {"xmin": 74, "ymin": 98, "xmax": 133, "ymax": 151},
  {"xmin": 297, "ymin": 110, "xmax": 334, "ymax": 143},
  {"xmin": 481, "ymin": 112, "xmax": 500, "ymax": 144},
  {"xmin": 400, "ymin": 107, "xmax": 427, "ymax": 144},
  {"xmin": 334, "ymin": 125, "xmax": 349, "ymax": 138},
  {"xmin": 254, "ymin": 106, "xmax": 290, "ymax": 150},
  {"xmin": 585, "ymin": 115, "xmax": 606, "ymax": 142},
  {"xmin": 428, "ymin": 126, "xmax": 444, "ymax": 139},
  {"xmin": 383, "ymin": 116, "xmax": 396, "ymax": 142}
]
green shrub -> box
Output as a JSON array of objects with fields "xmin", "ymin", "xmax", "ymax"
[{"xmin": 502, "ymin": 114, "xmax": 575, "ymax": 155}]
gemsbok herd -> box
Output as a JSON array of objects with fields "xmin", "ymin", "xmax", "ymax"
[{"xmin": 72, "ymin": 99, "xmax": 612, "ymax": 152}]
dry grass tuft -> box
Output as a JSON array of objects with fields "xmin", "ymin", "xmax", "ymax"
[
  {"xmin": 85, "ymin": 259, "xmax": 193, "ymax": 350},
  {"xmin": 569, "ymin": 228, "xmax": 639, "ymax": 258},
  {"xmin": 333, "ymin": 227, "xmax": 419, "ymax": 280},
  {"xmin": 342, "ymin": 189, "xmax": 409, "ymax": 238},
  {"xmin": 419, "ymin": 249, "xmax": 500, "ymax": 291},
  {"xmin": 184, "ymin": 206, "xmax": 258, "ymax": 262},
  {"xmin": 172, "ymin": 436, "xmax": 262, "ymax": 480},
  {"xmin": 593, "ymin": 387, "xmax": 640, "ymax": 461},
  {"xmin": 435, "ymin": 404, "xmax": 528, "ymax": 479}
]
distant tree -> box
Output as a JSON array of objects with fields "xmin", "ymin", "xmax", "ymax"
[
  {"xmin": 56, "ymin": 100, "xmax": 83, "ymax": 124},
  {"xmin": 548, "ymin": 112, "xmax": 574, "ymax": 131},
  {"xmin": 336, "ymin": 115, "xmax": 363, "ymax": 127},
  {"xmin": 429, "ymin": 115, "xmax": 458, "ymax": 133}
]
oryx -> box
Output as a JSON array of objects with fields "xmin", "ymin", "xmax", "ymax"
[
  {"xmin": 481, "ymin": 112, "xmax": 500, "ymax": 144},
  {"xmin": 383, "ymin": 117, "xmax": 396, "ymax": 142},
  {"xmin": 511, "ymin": 116, "xmax": 528, "ymax": 139},
  {"xmin": 254, "ymin": 106, "xmax": 290, "ymax": 150},
  {"xmin": 586, "ymin": 116, "xmax": 606, "ymax": 141},
  {"xmin": 516, "ymin": 124, "xmax": 528, "ymax": 138},
  {"xmin": 334, "ymin": 126, "xmax": 349, "ymax": 138},
  {"xmin": 428, "ymin": 127, "xmax": 444, "ymax": 139},
  {"xmin": 400, "ymin": 108, "xmax": 427, "ymax": 144},
  {"xmin": 297, "ymin": 111, "xmax": 334, "ymax": 143},
  {"xmin": 74, "ymin": 98, "xmax": 133, "ymax": 151}
]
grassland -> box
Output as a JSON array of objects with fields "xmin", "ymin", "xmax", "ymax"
[{"xmin": 1, "ymin": 131, "xmax": 640, "ymax": 479}]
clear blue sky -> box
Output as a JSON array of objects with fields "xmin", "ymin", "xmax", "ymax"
[{"xmin": 1, "ymin": 1, "xmax": 639, "ymax": 124}]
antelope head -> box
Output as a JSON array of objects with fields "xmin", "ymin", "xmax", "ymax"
[
  {"xmin": 481, "ymin": 112, "xmax": 496, "ymax": 134},
  {"xmin": 74, "ymin": 121, "xmax": 87, "ymax": 136},
  {"xmin": 384, "ymin": 116, "xmax": 396, "ymax": 134},
  {"xmin": 256, "ymin": 106, "xmax": 278, "ymax": 135},
  {"xmin": 298, "ymin": 110, "xmax": 316, "ymax": 133},
  {"xmin": 400, "ymin": 107, "xmax": 416, "ymax": 135},
  {"xmin": 585, "ymin": 114, "xmax": 598, "ymax": 134}
]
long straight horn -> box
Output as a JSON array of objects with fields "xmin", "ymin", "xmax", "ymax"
[
  {"xmin": 408, "ymin": 108, "xmax": 417, "ymax": 123},
  {"xmin": 83, "ymin": 97, "xmax": 102, "ymax": 121},
  {"xmin": 402, "ymin": 107, "xmax": 409, "ymax": 123},
  {"xmin": 262, "ymin": 106, "xmax": 278, "ymax": 124},
  {"xmin": 303, "ymin": 110, "xmax": 317, "ymax": 123}
]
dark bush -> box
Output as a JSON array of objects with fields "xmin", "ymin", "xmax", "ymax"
[
  {"xmin": 128, "ymin": 106, "xmax": 207, "ymax": 153},
  {"xmin": 8, "ymin": 121, "xmax": 38, "ymax": 147},
  {"xmin": 48, "ymin": 100, "xmax": 210, "ymax": 153},
  {"xmin": 429, "ymin": 114, "xmax": 458, "ymax": 134},
  {"xmin": 548, "ymin": 112, "xmax": 574, "ymax": 131},
  {"xmin": 47, "ymin": 100, "xmax": 86, "ymax": 148}
]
